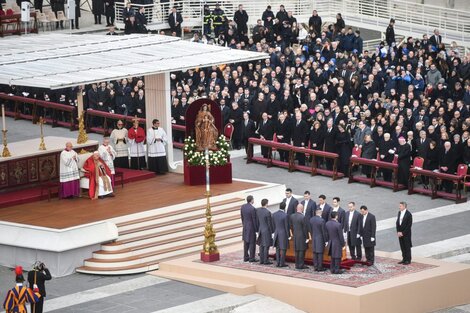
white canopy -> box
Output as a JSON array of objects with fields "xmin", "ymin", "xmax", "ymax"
[{"xmin": 0, "ymin": 34, "xmax": 268, "ymax": 89}]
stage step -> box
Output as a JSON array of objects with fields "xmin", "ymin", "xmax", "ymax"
[
  {"xmin": 83, "ymin": 233, "xmax": 241, "ymax": 268},
  {"xmin": 77, "ymin": 198, "xmax": 245, "ymax": 275}
]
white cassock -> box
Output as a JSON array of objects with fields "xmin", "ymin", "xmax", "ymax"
[
  {"xmin": 147, "ymin": 127, "xmax": 169, "ymax": 174},
  {"xmin": 110, "ymin": 128, "xmax": 129, "ymax": 158},
  {"xmin": 98, "ymin": 144, "xmax": 117, "ymax": 174},
  {"xmin": 59, "ymin": 149, "xmax": 80, "ymax": 183},
  {"xmin": 147, "ymin": 127, "xmax": 168, "ymax": 157}
]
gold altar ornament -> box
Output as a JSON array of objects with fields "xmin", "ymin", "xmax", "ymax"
[
  {"xmin": 201, "ymin": 149, "xmax": 220, "ymax": 262},
  {"xmin": 2, "ymin": 129, "xmax": 11, "ymax": 157},
  {"xmin": 38, "ymin": 117, "xmax": 46, "ymax": 150},
  {"xmin": 77, "ymin": 111, "xmax": 88, "ymax": 144}
]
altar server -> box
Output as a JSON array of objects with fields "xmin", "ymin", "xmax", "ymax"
[
  {"xmin": 110, "ymin": 120, "xmax": 129, "ymax": 168},
  {"xmin": 128, "ymin": 119, "xmax": 146, "ymax": 170},
  {"xmin": 147, "ymin": 119, "xmax": 169, "ymax": 174},
  {"xmin": 59, "ymin": 142, "xmax": 80, "ymax": 199},
  {"xmin": 98, "ymin": 137, "xmax": 117, "ymax": 185}
]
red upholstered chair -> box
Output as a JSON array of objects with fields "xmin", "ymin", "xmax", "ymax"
[
  {"xmin": 456, "ymin": 164, "xmax": 469, "ymax": 193},
  {"xmin": 223, "ymin": 123, "xmax": 234, "ymax": 150},
  {"xmin": 351, "ymin": 147, "xmax": 362, "ymax": 158}
]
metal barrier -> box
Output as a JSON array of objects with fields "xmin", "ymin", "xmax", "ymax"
[{"xmin": 115, "ymin": 0, "xmax": 470, "ymax": 47}]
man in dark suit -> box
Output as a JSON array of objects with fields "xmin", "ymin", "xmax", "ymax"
[
  {"xmin": 429, "ymin": 29, "xmax": 442, "ymax": 47},
  {"xmin": 290, "ymin": 204, "xmax": 309, "ymax": 269},
  {"xmin": 439, "ymin": 141, "xmax": 457, "ymax": 193},
  {"xmin": 275, "ymin": 113, "xmax": 292, "ymax": 162},
  {"xmin": 27, "ymin": 261, "xmax": 52, "ymax": 313},
  {"xmin": 256, "ymin": 198, "xmax": 274, "ymax": 265},
  {"xmin": 329, "ymin": 196, "xmax": 346, "ymax": 229},
  {"xmin": 233, "ymin": 4, "xmax": 248, "ymax": 40},
  {"xmin": 344, "ymin": 201, "xmax": 362, "ymax": 261},
  {"xmin": 396, "ymin": 201, "xmax": 413, "ymax": 265},
  {"xmin": 220, "ymin": 100, "xmax": 231, "ymax": 126},
  {"xmin": 309, "ymin": 208, "xmax": 328, "ymax": 271},
  {"xmin": 325, "ymin": 211, "xmax": 345, "ymax": 274},
  {"xmin": 242, "ymin": 112, "xmax": 256, "ymax": 155},
  {"xmin": 273, "ymin": 202, "xmax": 289, "ymax": 267},
  {"xmin": 168, "ymin": 6, "xmax": 183, "ymax": 35},
  {"xmin": 318, "ymin": 194, "xmax": 332, "ymax": 222},
  {"xmin": 258, "ymin": 112, "xmax": 274, "ymax": 158},
  {"xmin": 360, "ymin": 205, "xmax": 376, "ymax": 266},
  {"xmin": 301, "ymin": 190, "xmax": 316, "ymax": 222},
  {"xmin": 228, "ymin": 102, "xmax": 243, "ymax": 150},
  {"xmin": 324, "ymin": 119, "xmax": 337, "ymax": 170},
  {"xmin": 292, "ymin": 112, "xmax": 309, "ymax": 165},
  {"xmin": 283, "ymin": 188, "xmax": 299, "ymax": 216},
  {"xmin": 240, "ymin": 195, "xmax": 258, "ymax": 262}
]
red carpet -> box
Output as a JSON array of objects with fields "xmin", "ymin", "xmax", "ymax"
[
  {"xmin": 200, "ymin": 250, "xmax": 436, "ymax": 288},
  {"xmin": 0, "ymin": 168, "xmax": 155, "ymax": 209}
]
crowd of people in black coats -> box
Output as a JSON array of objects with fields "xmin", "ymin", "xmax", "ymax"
[{"xmin": 169, "ymin": 7, "xmax": 470, "ymax": 193}]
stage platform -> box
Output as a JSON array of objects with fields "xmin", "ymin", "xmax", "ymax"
[
  {"xmin": 0, "ymin": 173, "xmax": 286, "ymax": 276},
  {"xmin": 153, "ymin": 244, "xmax": 470, "ymax": 313},
  {"xmin": 0, "ymin": 167, "xmax": 155, "ymax": 209}
]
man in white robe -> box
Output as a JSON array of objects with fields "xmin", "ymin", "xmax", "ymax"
[
  {"xmin": 59, "ymin": 142, "xmax": 80, "ymax": 199},
  {"xmin": 147, "ymin": 119, "xmax": 169, "ymax": 174},
  {"xmin": 110, "ymin": 120, "xmax": 129, "ymax": 168},
  {"xmin": 98, "ymin": 137, "xmax": 116, "ymax": 185},
  {"xmin": 82, "ymin": 151, "xmax": 114, "ymax": 199}
]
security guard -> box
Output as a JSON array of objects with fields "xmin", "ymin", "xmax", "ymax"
[{"xmin": 203, "ymin": 4, "xmax": 212, "ymax": 36}]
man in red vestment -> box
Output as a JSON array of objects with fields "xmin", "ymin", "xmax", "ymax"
[
  {"xmin": 82, "ymin": 151, "xmax": 114, "ymax": 199},
  {"xmin": 128, "ymin": 119, "xmax": 147, "ymax": 170}
]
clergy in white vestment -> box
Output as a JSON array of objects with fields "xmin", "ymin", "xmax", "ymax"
[
  {"xmin": 110, "ymin": 120, "xmax": 129, "ymax": 168},
  {"xmin": 59, "ymin": 142, "xmax": 80, "ymax": 199},
  {"xmin": 98, "ymin": 137, "xmax": 117, "ymax": 186},
  {"xmin": 147, "ymin": 119, "xmax": 169, "ymax": 174}
]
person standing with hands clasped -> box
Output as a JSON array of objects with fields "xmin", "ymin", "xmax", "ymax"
[
  {"xmin": 396, "ymin": 201, "xmax": 413, "ymax": 265},
  {"xmin": 28, "ymin": 262, "xmax": 52, "ymax": 313}
]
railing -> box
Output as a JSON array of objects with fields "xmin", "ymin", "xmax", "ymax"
[
  {"xmin": 115, "ymin": 0, "xmax": 470, "ymax": 47},
  {"xmin": 85, "ymin": 109, "xmax": 145, "ymax": 135}
]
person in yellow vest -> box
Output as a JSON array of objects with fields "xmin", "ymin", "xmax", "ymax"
[{"xmin": 3, "ymin": 266, "xmax": 40, "ymax": 313}]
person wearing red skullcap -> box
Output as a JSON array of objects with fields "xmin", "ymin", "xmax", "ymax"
[{"xmin": 3, "ymin": 266, "xmax": 40, "ymax": 313}]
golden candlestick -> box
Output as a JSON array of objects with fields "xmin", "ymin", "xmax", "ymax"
[
  {"xmin": 2, "ymin": 129, "xmax": 11, "ymax": 157},
  {"xmin": 77, "ymin": 111, "xmax": 88, "ymax": 144},
  {"xmin": 201, "ymin": 149, "xmax": 219, "ymax": 262},
  {"xmin": 38, "ymin": 117, "xmax": 46, "ymax": 150}
]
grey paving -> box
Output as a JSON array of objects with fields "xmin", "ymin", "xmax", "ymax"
[{"xmin": 47, "ymin": 281, "xmax": 222, "ymax": 313}]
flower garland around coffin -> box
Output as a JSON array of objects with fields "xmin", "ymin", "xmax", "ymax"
[{"xmin": 183, "ymin": 135, "xmax": 232, "ymax": 185}]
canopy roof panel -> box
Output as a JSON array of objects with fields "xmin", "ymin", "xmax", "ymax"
[{"xmin": 0, "ymin": 34, "xmax": 268, "ymax": 89}]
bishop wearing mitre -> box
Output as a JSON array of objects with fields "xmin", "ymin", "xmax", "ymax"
[
  {"xmin": 59, "ymin": 142, "xmax": 80, "ymax": 199},
  {"xmin": 82, "ymin": 151, "xmax": 114, "ymax": 199}
]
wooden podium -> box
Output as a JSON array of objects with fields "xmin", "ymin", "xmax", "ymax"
[{"xmin": 286, "ymin": 239, "xmax": 347, "ymax": 262}]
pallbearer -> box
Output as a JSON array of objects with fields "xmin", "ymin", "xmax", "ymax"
[
  {"xmin": 147, "ymin": 119, "xmax": 169, "ymax": 174},
  {"xmin": 59, "ymin": 142, "xmax": 80, "ymax": 199}
]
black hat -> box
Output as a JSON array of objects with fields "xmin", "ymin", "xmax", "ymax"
[{"xmin": 390, "ymin": 18, "xmax": 395, "ymax": 23}]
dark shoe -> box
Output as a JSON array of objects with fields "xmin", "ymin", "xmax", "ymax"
[
  {"xmin": 398, "ymin": 260, "xmax": 405, "ymax": 264},
  {"xmin": 279, "ymin": 264, "xmax": 288, "ymax": 267},
  {"xmin": 244, "ymin": 259, "xmax": 249, "ymax": 262},
  {"xmin": 337, "ymin": 269, "xmax": 345, "ymax": 274},
  {"xmin": 264, "ymin": 261, "xmax": 273, "ymax": 265},
  {"xmin": 298, "ymin": 265, "xmax": 309, "ymax": 269},
  {"xmin": 98, "ymin": 196, "xmax": 104, "ymax": 199},
  {"xmin": 366, "ymin": 262, "xmax": 374, "ymax": 266},
  {"xmin": 107, "ymin": 193, "xmax": 115, "ymax": 197},
  {"xmin": 402, "ymin": 261, "xmax": 411, "ymax": 265},
  {"xmin": 249, "ymin": 259, "xmax": 259, "ymax": 263},
  {"xmin": 317, "ymin": 268, "xmax": 327, "ymax": 272}
]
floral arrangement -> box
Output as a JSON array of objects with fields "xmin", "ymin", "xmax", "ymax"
[{"xmin": 184, "ymin": 135, "xmax": 230, "ymax": 166}]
